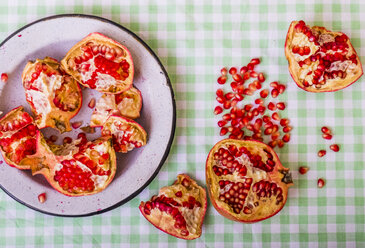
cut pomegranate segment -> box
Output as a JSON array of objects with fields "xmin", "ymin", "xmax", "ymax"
[
  {"xmin": 21, "ymin": 57, "xmax": 82, "ymax": 133},
  {"xmin": 206, "ymin": 139, "xmax": 293, "ymax": 223},
  {"xmin": 0, "ymin": 106, "xmax": 38, "ymax": 169},
  {"xmin": 90, "ymin": 87, "xmax": 142, "ymax": 127},
  {"xmin": 20, "ymin": 132, "xmax": 117, "ymax": 196},
  {"xmin": 61, "ymin": 32, "xmax": 134, "ymax": 94},
  {"xmin": 285, "ymin": 20, "xmax": 363, "ymax": 92},
  {"xmin": 101, "ymin": 115, "xmax": 147, "ymax": 153},
  {"xmin": 139, "ymin": 174, "xmax": 207, "ymax": 240}
]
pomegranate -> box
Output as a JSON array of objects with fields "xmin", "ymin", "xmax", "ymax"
[
  {"xmin": 90, "ymin": 87, "xmax": 142, "ymax": 127},
  {"xmin": 61, "ymin": 32, "xmax": 134, "ymax": 94},
  {"xmin": 20, "ymin": 132, "xmax": 117, "ymax": 196},
  {"xmin": 21, "ymin": 57, "xmax": 82, "ymax": 133},
  {"xmin": 101, "ymin": 115, "xmax": 147, "ymax": 153},
  {"xmin": 139, "ymin": 174, "xmax": 207, "ymax": 240},
  {"xmin": 285, "ymin": 20, "xmax": 363, "ymax": 92},
  {"xmin": 0, "ymin": 106, "xmax": 38, "ymax": 169},
  {"xmin": 206, "ymin": 139, "xmax": 293, "ymax": 223}
]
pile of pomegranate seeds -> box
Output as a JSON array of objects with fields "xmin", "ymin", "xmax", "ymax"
[
  {"xmin": 1, "ymin": 73, "xmax": 8, "ymax": 82},
  {"xmin": 317, "ymin": 126, "xmax": 340, "ymax": 157},
  {"xmin": 215, "ymin": 58, "xmax": 292, "ymax": 148}
]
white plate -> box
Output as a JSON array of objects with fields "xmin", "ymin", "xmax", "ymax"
[{"xmin": 0, "ymin": 14, "xmax": 175, "ymax": 216}]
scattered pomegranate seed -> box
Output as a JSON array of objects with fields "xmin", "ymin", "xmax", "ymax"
[
  {"xmin": 88, "ymin": 98, "xmax": 96, "ymax": 108},
  {"xmin": 330, "ymin": 144, "xmax": 340, "ymax": 152},
  {"xmin": 271, "ymin": 89, "xmax": 279, "ymax": 98},
  {"xmin": 63, "ymin": 137, "xmax": 73, "ymax": 144},
  {"xmin": 282, "ymin": 133, "xmax": 290, "ymax": 143},
  {"xmin": 318, "ymin": 150, "xmax": 326, "ymax": 157},
  {"xmin": 278, "ymin": 84, "xmax": 286, "ymax": 94},
  {"xmin": 229, "ymin": 67, "xmax": 237, "ymax": 75},
  {"xmin": 254, "ymin": 98, "xmax": 264, "ymax": 105},
  {"xmin": 250, "ymin": 58, "xmax": 260, "ymax": 65},
  {"xmin": 216, "ymin": 89, "xmax": 224, "ymax": 97},
  {"xmin": 214, "ymin": 106, "xmax": 223, "ymax": 115},
  {"xmin": 220, "ymin": 127, "xmax": 228, "ymax": 136},
  {"xmin": 257, "ymin": 73, "xmax": 265, "ymax": 82},
  {"xmin": 298, "ymin": 166, "xmax": 309, "ymax": 175},
  {"xmin": 283, "ymin": 126, "xmax": 292, "ymax": 133},
  {"xmin": 321, "ymin": 126, "xmax": 331, "ymax": 135},
  {"xmin": 232, "ymin": 74, "xmax": 243, "ymax": 82},
  {"xmin": 272, "ymin": 112, "xmax": 280, "ymax": 121},
  {"xmin": 317, "ymin": 178, "xmax": 325, "ymax": 188},
  {"xmin": 240, "ymin": 66, "xmax": 248, "ymax": 74},
  {"xmin": 267, "ymin": 102, "xmax": 276, "ymax": 111},
  {"xmin": 71, "ymin": 121, "xmax": 83, "ymax": 129},
  {"xmin": 277, "ymin": 102, "xmax": 286, "ymax": 110},
  {"xmin": 250, "ymin": 71, "xmax": 258, "ymax": 78},
  {"xmin": 322, "ymin": 133, "xmax": 333, "ymax": 140},
  {"xmin": 38, "ymin": 193, "xmax": 46, "ymax": 203},
  {"xmin": 221, "ymin": 67, "xmax": 227, "ymax": 76},
  {"xmin": 217, "ymin": 76, "xmax": 227, "ymax": 85},
  {"xmin": 1, "ymin": 73, "xmax": 8, "ymax": 82},
  {"xmin": 270, "ymin": 81, "xmax": 279, "ymax": 89},
  {"xmin": 280, "ymin": 118, "xmax": 290, "ymax": 126}
]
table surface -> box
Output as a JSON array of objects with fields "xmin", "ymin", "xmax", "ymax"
[{"xmin": 0, "ymin": 0, "xmax": 365, "ymax": 247}]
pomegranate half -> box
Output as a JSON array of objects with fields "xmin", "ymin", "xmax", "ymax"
[
  {"xmin": 0, "ymin": 106, "xmax": 37, "ymax": 169},
  {"xmin": 139, "ymin": 174, "xmax": 207, "ymax": 240},
  {"xmin": 206, "ymin": 139, "xmax": 293, "ymax": 223},
  {"xmin": 285, "ymin": 20, "xmax": 363, "ymax": 92},
  {"xmin": 20, "ymin": 132, "xmax": 117, "ymax": 196},
  {"xmin": 61, "ymin": 32, "xmax": 134, "ymax": 94},
  {"xmin": 21, "ymin": 57, "xmax": 82, "ymax": 133},
  {"xmin": 101, "ymin": 115, "xmax": 147, "ymax": 153},
  {"xmin": 90, "ymin": 87, "xmax": 142, "ymax": 127}
]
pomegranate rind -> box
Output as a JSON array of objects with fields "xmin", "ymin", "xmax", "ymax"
[
  {"xmin": 21, "ymin": 57, "xmax": 82, "ymax": 133},
  {"xmin": 139, "ymin": 174, "xmax": 207, "ymax": 240},
  {"xmin": 20, "ymin": 132, "xmax": 117, "ymax": 197},
  {"xmin": 206, "ymin": 139, "xmax": 293, "ymax": 223},
  {"xmin": 90, "ymin": 87, "xmax": 142, "ymax": 127},
  {"xmin": 285, "ymin": 21, "xmax": 363, "ymax": 92},
  {"xmin": 0, "ymin": 106, "xmax": 37, "ymax": 169},
  {"xmin": 61, "ymin": 32, "xmax": 134, "ymax": 94},
  {"xmin": 101, "ymin": 115, "xmax": 147, "ymax": 153}
]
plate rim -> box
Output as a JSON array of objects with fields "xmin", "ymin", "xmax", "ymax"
[{"xmin": 0, "ymin": 14, "xmax": 176, "ymax": 217}]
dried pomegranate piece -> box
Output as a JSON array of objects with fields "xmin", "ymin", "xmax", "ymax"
[
  {"xmin": 206, "ymin": 139, "xmax": 293, "ymax": 223},
  {"xmin": 61, "ymin": 32, "xmax": 134, "ymax": 94},
  {"xmin": 285, "ymin": 20, "xmax": 363, "ymax": 92},
  {"xmin": 0, "ymin": 106, "xmax": 38, "ymax": 169},
  {"xmin": 90, "ymin": 87, "xmax": 142, "ymax": 127},
  {"xmin": 101, "ymin": 115, "xmax": 147, "ymax": 153},
  {"xmin": 139, "ymin": 174, "xmax": 207, "ymax": 240},
  {"xmin": 21, "ymin": 57, "xmax": 82, "ymax": 133}
]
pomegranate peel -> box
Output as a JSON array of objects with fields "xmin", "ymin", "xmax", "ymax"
[
  {"xmin": 21, "ymin": 57, "xmax": 82, "ymax": 133},
  {"xmin": 101, "ymin": 115, "xmax": 147, "ymax": 153},
  {"xmin": 0, "ymin": 106, "xmax": 38, "ymax": 169},
  {"xmin": 90, "ymin": 87, "xmax": 142, "ymax": 127},
  {"xmin": 206, "ymin": 139, "xmax": 293, "ymax": 223},
  {"xmin": 285, "ymin": 20, "xmax": 363, "ymax": 92},
  {"xmin": 61, "ymin": 32, "xmax": 134, "ymax": 94},
  {"xmin": 139, "ymin": 174, "xmax": 207, "ymax": 240}
]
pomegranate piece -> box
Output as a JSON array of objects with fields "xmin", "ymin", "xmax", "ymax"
[
  {"xmin": 298, "ymin": 166, "xmax": 309, "ymax": 175},
  {"xmin": 61, "ymin": 32, "xmax": 134, "ymax": 94},
  {"xmin": 38, "ymin": 193, "xmax": 46, "ymax": 203},
  {"xmin": 90, "ymin": 87, "xmax": 142, "ymax": 127},
  {"xmin": 20, "ymin": 132, "xmax": 117, "ymax": 196},
  {"xmin": 139, "ymin": 174, "xmax": 207, "ymax": 240},
  {"xmin": 285, "ymin": 20, "xmax": 363, "ymax": 92},
  {"xmin": 317, "ymin": 178, "xmax": 325, "ymax": 188},
  {"xmin": 206, "ymin": 139, "xmax": 293, "ymax": 223},
  {"xmin": 0, "ymin": 106, "xmax": 38, "ymax": 169},
  {"xmin": 101, "ymin": 115, "xmax": 147, "ymax": 153},
  {"xmin": 330, "ymin": 144, "xmax": 340, "ymax": 152},
  {"xmin": 21, "ymin": 57, "xmax": 82, "ymax": 133},
  {"xmin": 1, "ymin": 73, "xmax": 8, "ymax": 82}
]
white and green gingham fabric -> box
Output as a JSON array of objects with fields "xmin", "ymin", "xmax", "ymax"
[{"xmin": 0, "ymin": 0, "xmax": 365, "ymax": 247}]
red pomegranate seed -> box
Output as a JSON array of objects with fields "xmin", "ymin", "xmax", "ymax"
[
  {"xmin": 220, "ymin": 127, "xmax": 228, "ymax": 136},
  {"xmin": 271, "ymin": 132, "xmax": 280, "ymax": 141},
  {"xmin": 330, "ymin": 144, "xmax": 340, "ymax": 152},
  {"xmin": 277, "ymin": 102, "xmax": 286, "ymax": 110},
  {"xmin": 223, "ymin": 101, "xmax": 231, "ymax": 109},
  {"xmin": 71, "ymin": 121, "xmax": 83, "ymax": 129},
  {"xmin": 232, "ymin": 74, "xmax": 243, "ymax": 82},
  {"xmin": 283, "ymin": 126, "xmax": 292, "ymax": 133},
  {"xmin": 243, "ymin": 72, "xmax": 250, "ymax": 80},
  {"xmin": 244, "ymin": 104, "xmax": 253, "ymax": 112},
  {"xmin": 278, "ymin": 84, "xmax": 286, "ymax": 94},
  {"xmin": 250, "ymin": 71, "xmax": 258, "ymax": 78},
  {"xmin": 63, "ymin": 137, "xmax": 73, "ymax": 144},
  {"xmin": 221, "ymin": 67, "xmax": 227, "ymax": 76},
  {"xmin": 88, "ymin": 98, "xmax": 96, "ymax": 108},
  {"xmin": 318, "ymin": 150, "xmax": 326, "ymax": 157},
  {"xmin": 277, "ymin": 139, "xmax": 285, "ymax": 148},
  {"xmin": 270, "ymin": 81, "xmax": 279, "ymax": 89},
  {"xmin": 272, "ymin": 112, "xmax": 280, "ymax": 121},
  {"xmin": 263, "ymin": 115, "xmax": 271, "ymax": 123},
  {"xmin": 216, "ymin": 89, "xmax": 224, "ymax": 97},
  {"xmin": 299, "ymin": 166, "xmax": 309, "ymax": 175},
  {"xmin": 268, "ymin": 140, "xmax": 277, "ymax": 148},
  {"xmin": 229, "ymin": 67, "xmax": 237, "ymax": 75},
  {"xmin": 280, "ymin": 118, "xmax": 290, "ymax": 126},
  {"xmin": 322, "ymin": 133, "xmax": 333, "ymax": 140},
  {"xmin": 260, "ymin": 89, "xmax": 269, "ymax": 98},
  {"xmin": 317, "ymin": 178, "xmax": 325, "ymax": 188},
  {"xmin": 321, "ymin": 126, "xmax": 331, "ymax": 135},
  {"xmin": 258, "ymin": 73, "xmax": 265, "ymax": 82},
  {"xmin": 216, "ymin": 96, "xmax": 225, "ymax": 104},
  {"xmin": 255, "ymin": 98, "xmax": 264, "ymax": 105},
  {"xmin": 240, "ymin": 66, "xmax": 248, "ymax": 74},
  {"xmin": 267, "ymin": 102, "xmax": 276, "ymax": 111},
  {"xmin": 282, "ymin": 133, "xmax": 290, "ymax": 143},
  {"xmin": 38, "ymin": 193, "xmax": 46, "ymax": 203},
  {"xmin": 225, "ymin": 92, "xmax": 235, "ymax": 100},
  {"xmin": 231, "ymin": 82, "xmax": 238, "ymax": 92},
  {"xmin": 235, "ymin": 94, "xmax": 244, "ymax": 101},
  {"xmin": 223, "ymin": 113, "xmax": 231, "ymax": 121},
  {"xmin": 250, "ymin": 58, "xmax": 260, "ymax": 65},
  {"xmin": 214, "ymin": 106, "xmax": 223, "ymax": 115},
  {"xmin": 217, "ymin": 76, "xmax": 227, "ymax": 85},
  {"xmin": 271, "ymin": 89, "xmax": 279, "ymax": 98},
  {"xmin": 1, "ymin": 73, "xmax": 8, "ymax": 82}
]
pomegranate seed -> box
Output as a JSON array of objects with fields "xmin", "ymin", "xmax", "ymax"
[
  {"xmin": 216, "ymin": 89, "xmax": 224, "ymax": 97},
  {"xmin": 278, "ymin": 84, "xmax": 286, "ymax": 94},
  {"xmin": 63, "ymin": 137, "xmax": 73, "ymax": 144},
  {"xmin": 282, "ymin": 133, "xmax": 290, "ymax": 143},
  {"xmin": 225, "ymin": 92, "xmax": 235, "ymax": 100},
  {"xmin": 71, "ymin": 121, "xmax": 83, "ymax": 129},
  {"xmin": 260, "ymin": 89, "xmax": 269, "ymax": 98},
  {"xmin": 38, "ymin": 193, "xmax": 46, "ymax": 203},
  {"xmin": 216, "ymin": 96, "xmax": 225, "ymax": 104},
  {"xmin": 271, "ymin": 89, "xmax": 279, "ymax": 98},
  {"xmin": 321, "ymin": 126, "xmax": 331, "ymax": 135},
  {"xmin": 270, "ymin": 81, "xmax": 278, "ymax": 89},
  {"xmin": 88, "ymin": 98, "xmax": 96, "ymax": 108},
  {"xmin": 267, "ymin": 102, "xmax": 276, "ymax": 111},
  {"xmin": 229, "ymin": 67, "xmax": 237, "ymax": 75},
  {"xmin": 221, "ymin": 67, "xmax": 227, "ymax": 76},
  {"xmin": 1, "ymin": 73, "xmax": 8, "ymax": 82},
  {"xmin": 322, "ymin": 133, "xmax": 333, "ymax": 140},
  {"xmin": 244, "ymin": 104, "xmax": 253, "ymax": 112},
  {"xmin": 214, "ymin": 106, "xmax": 223, "ymax": 115},
  {"xmin": 318, "ymin": 150, "xmax": 326, "ymax": 157},
  {"xmin": 257, "ymin": 73, "xmax": 265, "ymax": 82},
  {"xmin": 330, "ymin": 144, "xmax": 340, "ymax": 152},
  {"xmin": 283, "ymin": 126, "xmax": 292, "ymax": 133},
  {"xmin": 250, "ymin": 58, "xmax": 260, "ymax": 65},
  {"xmin": 240, "ymin": 66, "xmax": 248, "ymax": 74},
  {"xmin": 277, "ymin": 139, "xmax": 285, "ymax": 148},
  {"xmin": 217, "ymin": 76, "xmax": 227, "ymax": 85},
  {"xmin": 276, "ymin": 102, "xmax": 286, "ymax": 110},
  {"xmin": 272, "ymin": 112, "xmax": 280, "ymax": 121},
  {"xmin": 299, "ymin": 166, "xmax": 309, "ymax": 175},
  {"xmin": 220, "ymin": 127, "xmax": 228, "ymax": 136},
  {"xmin": 222, "ymin": 113, "xmax": 231, "ymax": 121},
  {"xmin": 232, "ymin": 74, "xmax": 243, "ymax": 82},
  {"xmin": 250, "ymin": 71, "xmax": 258, "ymax": 78},
  {"xmin": 218, "ymin": 120, "xmax": 227, "ymax": 127},
  {"xmin": 223, "ymin": 101, "xmax": 231, "ymax": 109},
  {"xmin": 317, "ymin": 178, "xmax": 325, "ymax": 188},
  {"xmin": 280, "ymin": 118, "xmax": 290, "ymax": 127},
  {"xmin": 255, "ymin": 98, "xmax": 264, "ymax": 105}
]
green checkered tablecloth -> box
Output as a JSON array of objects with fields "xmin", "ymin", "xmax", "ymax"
[{"xmin": 0, "ymin": 0, "xmax": 365, "ymax": 247}]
